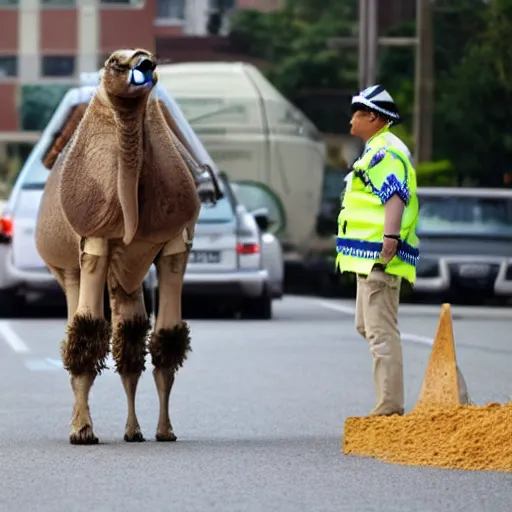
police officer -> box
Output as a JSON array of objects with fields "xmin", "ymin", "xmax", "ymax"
[{"xmin": 336, "ymin": 85, "xmax": 420, "ymax": 416}]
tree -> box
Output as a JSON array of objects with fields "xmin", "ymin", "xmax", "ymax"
[
  {"xmin": 377, "ymin": 0, "xmax": 512, "ymax": 186},
  {"xmin": 433, "ymin": 0, "xmax": 512, "ymax": 186},
  {"xmin": 228, "ymin": 0, "xmax": 358, "ymax": 99}
]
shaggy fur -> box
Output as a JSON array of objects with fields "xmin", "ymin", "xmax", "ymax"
[
  {"xmin": 112, "ymin": 315, "xmax": 151, "ymax": 375},
  {"xmin": 61, "ymin": 313, "xmax": 111, "ymax": 376},
  {"xmin": 149, "ymin": 321, "xmax": 192, "ymax": 371}
]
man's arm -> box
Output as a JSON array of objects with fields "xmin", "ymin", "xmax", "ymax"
[{"xmin": 384, "ymin": 194, "xmax": 405, "ymax": 235}]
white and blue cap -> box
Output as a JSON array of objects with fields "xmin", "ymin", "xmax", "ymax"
[{"xmin": 351, "ymin": 85, "xmax": 401, "ymax": 125}]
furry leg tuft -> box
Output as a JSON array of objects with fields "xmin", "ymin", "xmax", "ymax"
[
  {"xmin": 148, "ymin": 321, "xmax": 192, "ymax": 371},
  {"xmin": 112, "ymin": 315, "xmax": 151, "ymax": 375},
  {"xmin": 60, "ymin": 313, "xmax": 111, "ymax": 376}
]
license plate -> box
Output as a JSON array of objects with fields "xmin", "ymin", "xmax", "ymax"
[
  {"xmin": 458, "ymin": 263, "xmax": 490, "ymax": 278},
  {"xmin": 189, "ymin": 250, "xmax": 221, "ymax": 264}
]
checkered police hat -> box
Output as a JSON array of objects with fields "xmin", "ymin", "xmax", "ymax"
[{"xmin": 351, "ymin": 85, "xmax": 402, "ymax": 125}]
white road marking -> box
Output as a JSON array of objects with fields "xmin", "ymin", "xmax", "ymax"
[
  {"xmin": 317, "ymin": 301, "xmax": 433, "ymax": 346},
  {"xmin": 0, "ymin": 321, "xmax": 31, "ymax": 353},
  {"xmin": 309, "ymin": 296, "xmax": 512, "ymax": 319}
]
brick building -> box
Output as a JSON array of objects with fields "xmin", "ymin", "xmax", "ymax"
[{"xmin": 0, "ymin": 0, "xmax": 285, "ymax": 135}]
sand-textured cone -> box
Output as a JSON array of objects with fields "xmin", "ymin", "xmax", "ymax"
[{"xmin": 414, "ymin": 303, "xmax": 462, "ymax": 409}]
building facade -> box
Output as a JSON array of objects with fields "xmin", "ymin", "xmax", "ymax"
[{"xmin": 0, "ymin": 0, "xmax": 285, "ymax": 134}]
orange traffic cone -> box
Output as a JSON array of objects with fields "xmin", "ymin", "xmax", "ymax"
[{"xmin": 414, "ymin": 303, "xmax": 471, "ymax": 409}]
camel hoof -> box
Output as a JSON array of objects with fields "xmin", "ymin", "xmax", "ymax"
[
  {"xmin": 124, "ymin": 431, "xmax": 145, "ymax": 443},
  {"xmin": 156, "ymin": 430, "xmax": 177, "ymax": 442},
  {"xmin": 70, "ymin": 425, "xmax": 99, "ymax": 445}
]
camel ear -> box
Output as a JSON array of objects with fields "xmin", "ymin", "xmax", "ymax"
[{"xmin": 42, "ymin": 103, "xmax": 88, "ymax": 170}]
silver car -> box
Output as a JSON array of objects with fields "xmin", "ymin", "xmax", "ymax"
[
  {"xmin": 0, "ymin": 77, "xmax": 283, "ymax": 319},
  {"xmin": 413, "ymin": 187, "xmax": 512, "ymax": 302}
]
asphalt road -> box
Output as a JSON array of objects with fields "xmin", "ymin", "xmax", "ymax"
[{"xmin": 0, "ymin": 295, "xmax": 511, "ymax": 512}]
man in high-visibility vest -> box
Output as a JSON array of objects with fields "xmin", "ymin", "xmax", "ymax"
[{"xmin": 336, "ymin": 85, "xmax": 420, "ymax": 416}]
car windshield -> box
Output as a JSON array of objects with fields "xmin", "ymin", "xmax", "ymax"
[{"xmin": 417, "ymin": 194, "xmax": 512, "ymax": 237}]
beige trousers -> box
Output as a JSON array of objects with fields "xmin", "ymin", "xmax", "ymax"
[{"xmin": 355, "ymin": 267, "xmax": 404, "ymax": 416}]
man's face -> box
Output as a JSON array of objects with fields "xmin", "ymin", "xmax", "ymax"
[{"xmin": 350, "ymin": 109, "xmax": 375, "ymax": 137}]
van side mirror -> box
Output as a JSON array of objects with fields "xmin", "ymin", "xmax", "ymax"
[{"xmin": 251, "ymin": 207, "xmax": 270, "ymax": 232}]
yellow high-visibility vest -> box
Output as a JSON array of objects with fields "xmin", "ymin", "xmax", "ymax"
[{"xmin": 336, "ymin": 127, "xmax": 420, "ymax": 284}]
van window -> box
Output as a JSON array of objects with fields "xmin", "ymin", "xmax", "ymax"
[{"xmin": 418, "ymin": 194, "xmax": 512, "ymax": 237}]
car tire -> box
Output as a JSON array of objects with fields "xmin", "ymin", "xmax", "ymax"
[
  {"xmin": 242, "ymin": 289, "xmax": 272, "ymax": 320},
  {"xmin": 0, "ymin": 289, "xmax": 24, "ymax": 318}
]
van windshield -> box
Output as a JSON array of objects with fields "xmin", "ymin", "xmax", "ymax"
[{"xmin": 418, "ymin": 194, "xmax": 512, "ymax": 237}]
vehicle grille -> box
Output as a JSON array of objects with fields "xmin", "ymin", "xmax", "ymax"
[{"xmin": 448, "ymin": 262, "xmax": 500, "ymax": 289}]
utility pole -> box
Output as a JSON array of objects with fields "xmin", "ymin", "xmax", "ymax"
[
  {"xmin": 331, "ymin": 0, "xmax": 435, "ymax": 165},
  {"xmin": 358, "ymin": 0, "xmax": 368, "ymax": 89},
  {"xmin": 413, "ymin": 0, "xmax": 434, "ymax": 165},
  {"xmin": 358, "ymin": 0, "xmax": 378, "ymax": 89}
]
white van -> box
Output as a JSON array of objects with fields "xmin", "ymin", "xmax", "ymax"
[{"xmin": 155, "ymin": 62, "xmax": 327, "ymax": 257}]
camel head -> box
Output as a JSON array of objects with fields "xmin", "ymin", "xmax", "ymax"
[{"xmin": 100, "ymin": 48, "xmax": 158, "ymax": 100}]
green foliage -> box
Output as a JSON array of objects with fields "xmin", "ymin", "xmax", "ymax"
[
  {"xmin": 416, "ymin": 160, "xmax": 457, "ymax": 187},
  {"xmin": 230, "ymin": 0, "xmax": 512, "ymax": 187},
  {"xmin": 433, "ymin": 0, "xmax": 512, "ymax": 186},
  {"xmin": 228, "ymin": 1, "xmax": 358, "ymax": 98},
  {"xmin": 378, "ymin": 0, "xmax": 512, "ymax": 187}
]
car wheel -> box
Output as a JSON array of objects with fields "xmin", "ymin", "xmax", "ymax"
[
  {"xmin": 242, "ymin": 289, "xmax": 272, "ymax": 320},
  {"xmin": 0, "ymin": 289, "xmax": 24, "ymax": 318}
]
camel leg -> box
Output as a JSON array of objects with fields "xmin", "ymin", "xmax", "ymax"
[
  {"xmin": 148, "ymin": 230, "xmax": 192, "ymax": 442},
  {"xmin": 60, "ymin": 237, "xmax": 111, "ymax": 445},
  {"xmin": 108, "ymin": 270, "xmax": 151, "ymax": 442}
]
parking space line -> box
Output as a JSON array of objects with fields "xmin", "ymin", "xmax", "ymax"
[
  {"xmin": 317, "ymin": 301, "xmax": 433, "ymax": 346},
  {"xmin": 0, "ymin": 321, "xmax": 31, "ymax": 353}
]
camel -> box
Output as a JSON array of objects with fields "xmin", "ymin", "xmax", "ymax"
[{"xmin": 35, "ymin": 48, "xmax": 220, "ymax": 445}]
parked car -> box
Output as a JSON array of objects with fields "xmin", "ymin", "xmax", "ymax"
[{"xmin": 414, "ymin": 187, "xmax": 512, "ymax": 302}]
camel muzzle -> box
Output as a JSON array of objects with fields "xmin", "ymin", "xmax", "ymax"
[{"xmin": 130, "ymin": 58, "xmax": 156, "ymax": 86}]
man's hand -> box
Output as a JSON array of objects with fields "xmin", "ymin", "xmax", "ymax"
[{"xmin": 380, "ymin": 236, "xmax": 399, "ymax": 264}]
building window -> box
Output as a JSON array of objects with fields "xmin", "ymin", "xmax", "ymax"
[
  {"xmin": 156, "ymin": 0, "xmax": 185, "ymax": 20},
  {"xmin": 99, "ymin": 0, "xmax": 143, "ymax": 5},
  {"xmin": 40, "ymin": 0, "xmax": 76, "ymax": 6},
  {"xmin": 0, "ymin": 56, "xmax": 17, "ymax": 78},
  {"xmin": 209, "ymin": 0, "xmax": 235, "ymax": 9},
  {"xmin": 41, "ymin": 56, "xmax": 75, "ymax": 77}
]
